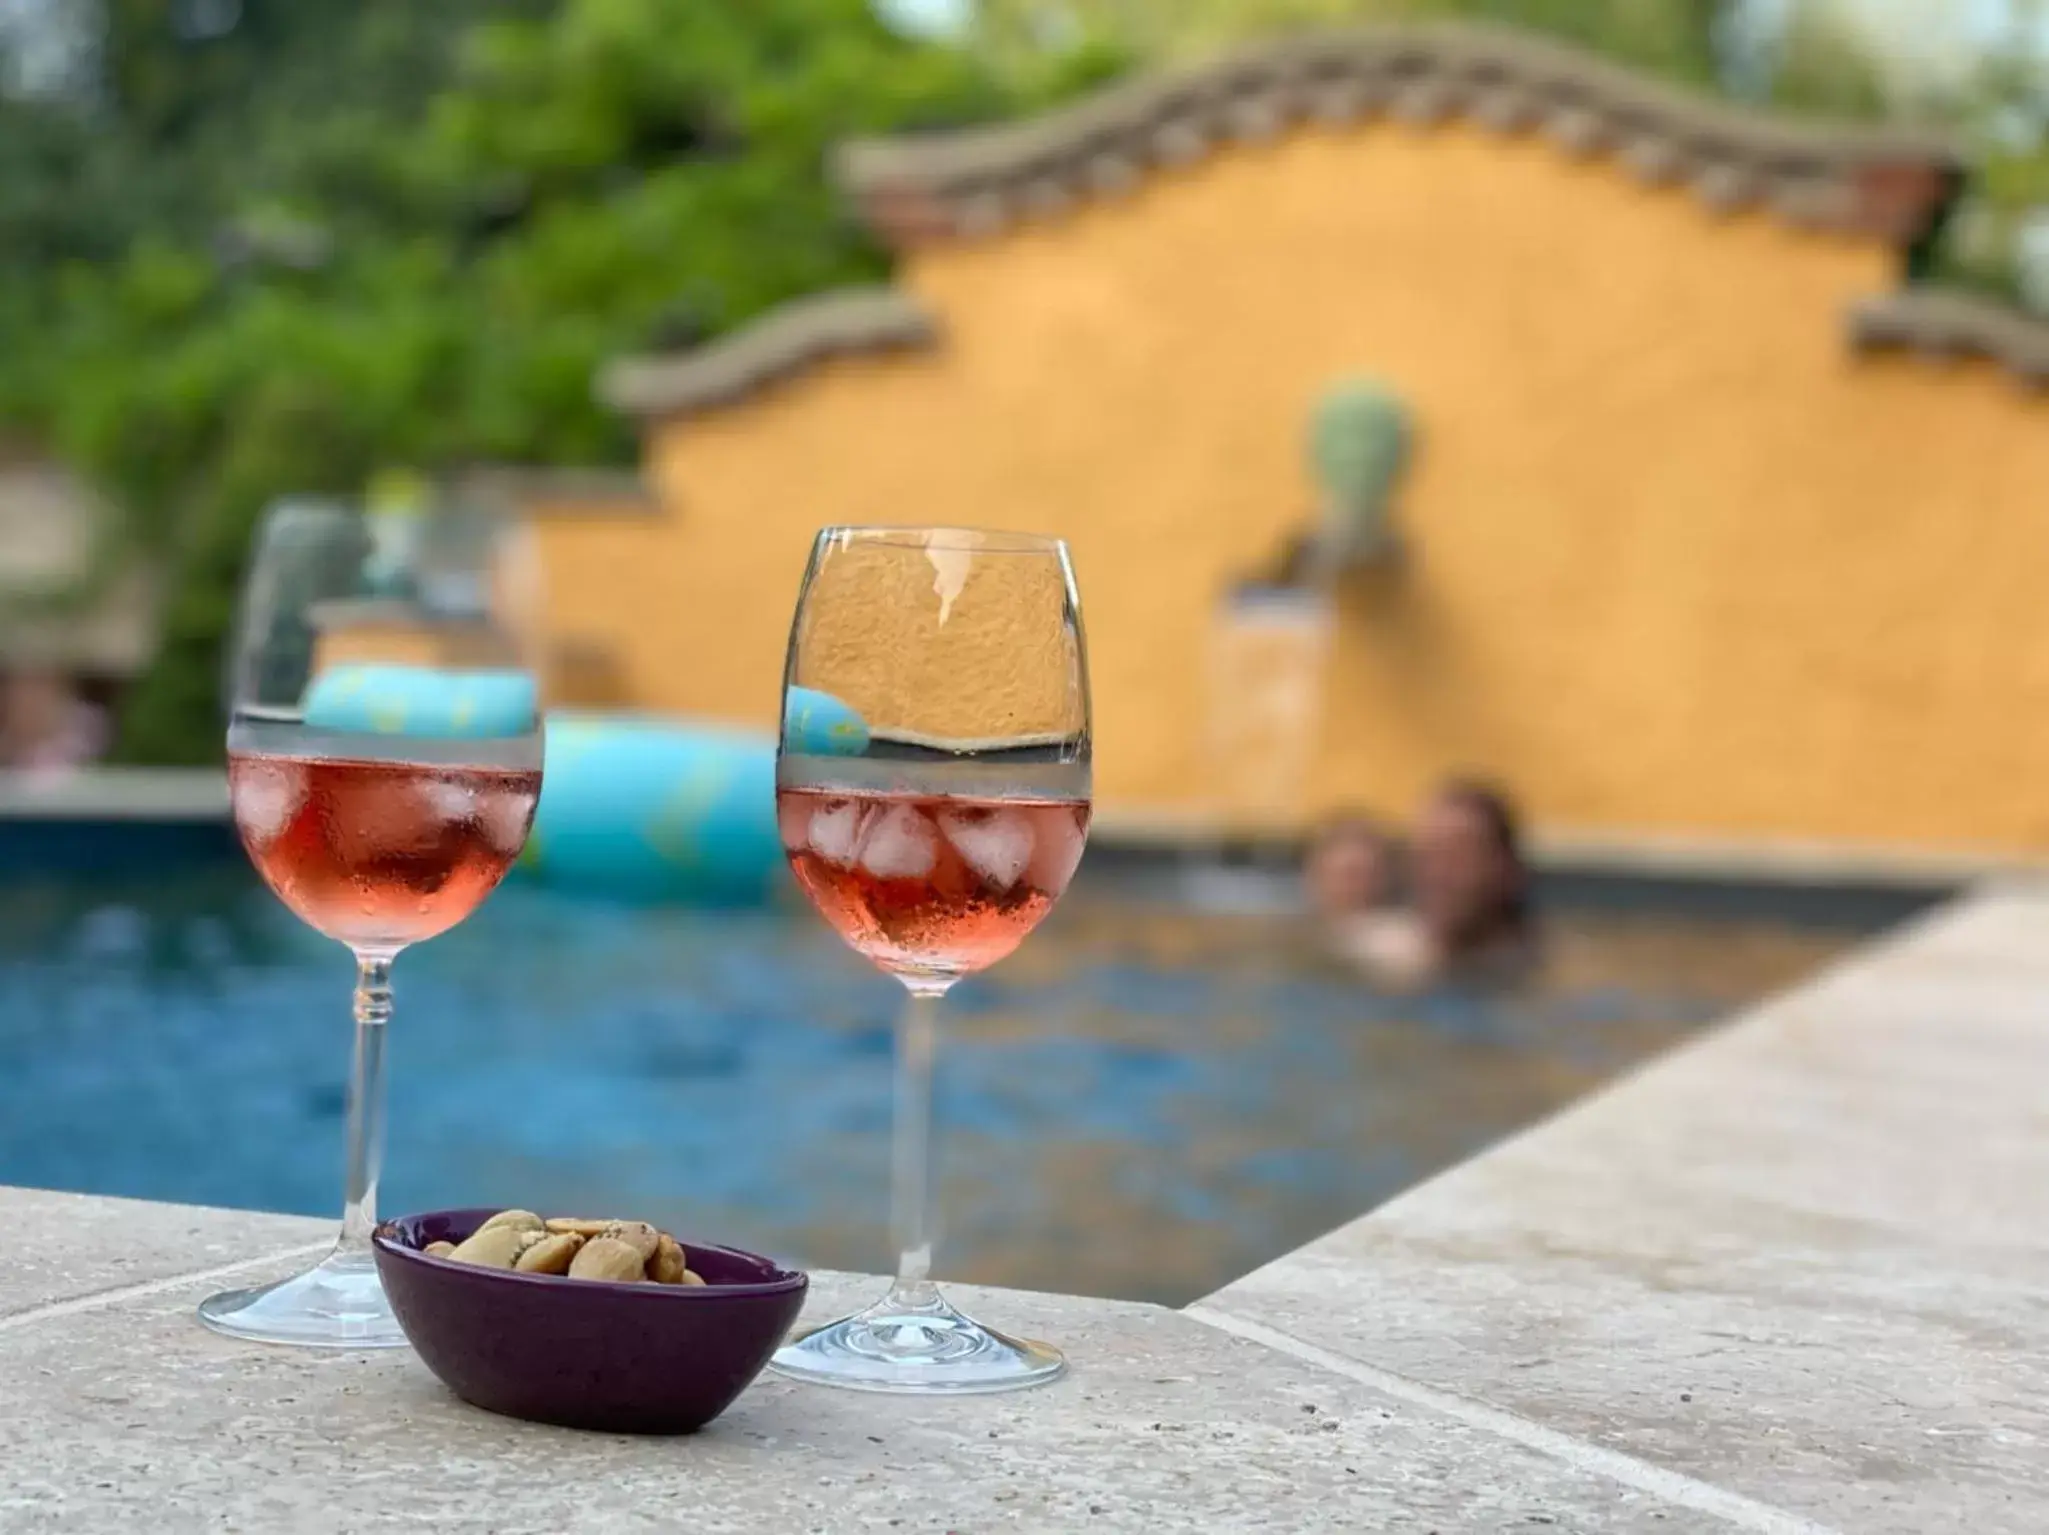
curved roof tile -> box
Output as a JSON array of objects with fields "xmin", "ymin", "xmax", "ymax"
[
  {"xmin": 453, "ymin": 465, "xmax": 659, "ymax": 514},
  {"xmin": 835, "ymin": 23, "xmax": 1962, "ymax": 247},
  {"xmin": 600, "ymin": 288, "xmax": 938, "ymax": 420},
  {"xmin": 1849, "ymin": 291, "xmax": 2049, "ymax": 385}
]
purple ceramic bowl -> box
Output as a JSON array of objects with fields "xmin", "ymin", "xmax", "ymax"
[{"xmin": 373, "ymin": 1208, "xmax": 807, "ymax": 1434}]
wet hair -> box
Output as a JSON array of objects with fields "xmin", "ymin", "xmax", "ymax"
[{"xmin": 1431, "ymin": 778, "xmax": 1532, "ymax": 942}]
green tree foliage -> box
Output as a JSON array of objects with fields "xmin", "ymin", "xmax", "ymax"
[
  {"xmin": 0, "ymin": 0, "xmax": 1113, "ymax": 762},
  {"xmin": 1919, "ymin": 7, "xmax": 2049, "ymax": 303},
  {"xmin": 1752, "ymin": 1, "xmax": 1890, "ymax": 121},
  {"xmin": 972, "ymin": 0, "xmax": 1722, "ymax": 85}
]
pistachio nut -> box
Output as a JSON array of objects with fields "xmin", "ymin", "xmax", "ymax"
[
  {"xmin": 650, "ymin": 1232, "xmax": 687, "ymax": 1285},
  {"xmin": 447, "ymin": 1225, "xmax": 530, "ymax": 1270},
  {"xmin": 568, "ymin": 1236, "xmax": 648, "ymax": 1283},
  {"xmin": 599, "ymin": 1221, "xmax": 661, "ymax": 1263},
  {"xmin": 514, "ymin": 1231, "xmax": 584, "ymax": 1275}
]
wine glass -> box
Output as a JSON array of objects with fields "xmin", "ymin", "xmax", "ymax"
[
  {"xmin": 770, "ymin": 526, "xmax": 1091, "ymax": 1393},
  {"xmin": 198, "ymin": 496, "xmax": 544, "ymax": 1347}
]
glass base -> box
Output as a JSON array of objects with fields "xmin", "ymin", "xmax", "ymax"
[
  {"xmin": 198, "ymin": 1247, "xmax": 408, "ymax": 1349},
  {"xmin": 770, "ymin": 1288, "xmax": 1065, "ymax": 1395}
]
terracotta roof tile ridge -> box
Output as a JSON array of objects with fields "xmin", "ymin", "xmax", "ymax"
[
  {"xmin": 834, "ymin": 21, "xmax": 1962, "ymax": 245},
  {"xmin": 600, "ymin": 287, "xmax": 938, "ymax": 419},
  {"xmin": 452, "ymin": 464, "xmax": 656, "ymax": 510},
  {"xmin": 1849, "ymin": 289, "xmax": 2049, "ymax": 385}
]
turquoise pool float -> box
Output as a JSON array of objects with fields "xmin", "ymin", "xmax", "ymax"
[{"xmin": 303, "ymin": 665, "xmax": 538, "ymax": 740}]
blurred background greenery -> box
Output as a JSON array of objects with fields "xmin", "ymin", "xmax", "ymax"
[{"xmin": 2, "ymin": 0, "xmax": 2044, "ymax": 764}]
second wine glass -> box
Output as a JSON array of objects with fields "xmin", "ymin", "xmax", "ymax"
[{"xmin": 770, "ymin": 526, "xmax": 1092, "ymax": 1394}]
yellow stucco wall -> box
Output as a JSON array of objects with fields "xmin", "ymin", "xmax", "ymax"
[
  {"xmin": 313, "ymin": 619, "xmax": 509, "ymax": 675},
  {"xmin": 542, "ymin": 120, "xmax": 2049, "ymax": 850},
  {"xmin": 525, "ymin": 503, "xmax": 669, "ymax": 706}
]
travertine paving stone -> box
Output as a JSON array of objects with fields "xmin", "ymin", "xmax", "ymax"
[
  {"xmin": 0, "ymin": 1186, "xmax": 326, "ymax": 1319},
  {"xmin": 1206, "ymin": 894, "xmax": 2049, "ymax": 1534},
  {"xmin": 0, "ymin": 1252, "xmax": 1678, "ymax": 1533}
]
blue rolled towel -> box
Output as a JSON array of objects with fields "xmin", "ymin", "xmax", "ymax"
[
  {"xmin": 303, "ymin": 664, "xmax": 538, "ymax": 739},
  {"xmin": 782, "ymin": 686, "xmax": 869, "ymax": 757}
]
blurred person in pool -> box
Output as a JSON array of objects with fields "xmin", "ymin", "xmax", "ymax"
[
  {"xmin": 1303, "ymin": 813, "xmax": 1432, "ymax": 984},
  {"xmin": 1409, "ymin": 778, "xmax": 1537, "ymax": 984},
  {"xmin": 1304, "ymin": 812, "xmax": 1398, "ymax": 918}
]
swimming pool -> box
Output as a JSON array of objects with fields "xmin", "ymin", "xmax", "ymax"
[{"xmin": 0, "ymin": 831, "xmax": 1928, "ymax": 1304}]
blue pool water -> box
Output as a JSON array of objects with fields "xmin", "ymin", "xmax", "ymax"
[{"xmin": 0, "ymin": 835, "xmax": 1909, "ymax": 1302}]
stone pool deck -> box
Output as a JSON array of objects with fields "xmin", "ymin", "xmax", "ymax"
[{"xmin": 2, "ymin": 888, "xmax": 2044, "ymax": 1531}]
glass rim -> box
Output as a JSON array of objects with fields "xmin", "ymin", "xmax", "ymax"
[{"xmin": 815, "ymin": 525, "xmax": 1068, "ymax": 556}]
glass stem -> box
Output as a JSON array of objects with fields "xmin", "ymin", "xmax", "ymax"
[
  {"xmin": 337, "ymin": 949, "xmax": 395, "ymax": 1259},
  {"xmin": 886, "ymin": 983, "xmax": 947, "ymax": 1310}
]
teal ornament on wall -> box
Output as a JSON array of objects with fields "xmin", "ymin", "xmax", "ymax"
[
  {"xmin": 362, "ymin": 469, "xmax": 428, "ymax": 599},
  {"xmin": 1308, "ymin": 378, "xmax": 1413, "ymax": 564}
]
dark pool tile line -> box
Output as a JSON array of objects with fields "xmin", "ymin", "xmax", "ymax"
[
  {"xmin": 0, "ymin": 820, "xmax": 241, "ymax": 876},
  {"xmin": 960, "ymin": 959, "xmax": 1732, "ymax": 1041},
  {"xmin": 1535, "ymin": 867, "xmax": 1948, "ymax": 931}
]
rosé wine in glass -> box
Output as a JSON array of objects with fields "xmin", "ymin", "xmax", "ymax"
[
  {"xmin": 778, "ymin": 787, "xmax": 1089, "ymax": 985},
  {"xmin": 231, "ymin": 751, "xmax": 540, "ymax": 951}
]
